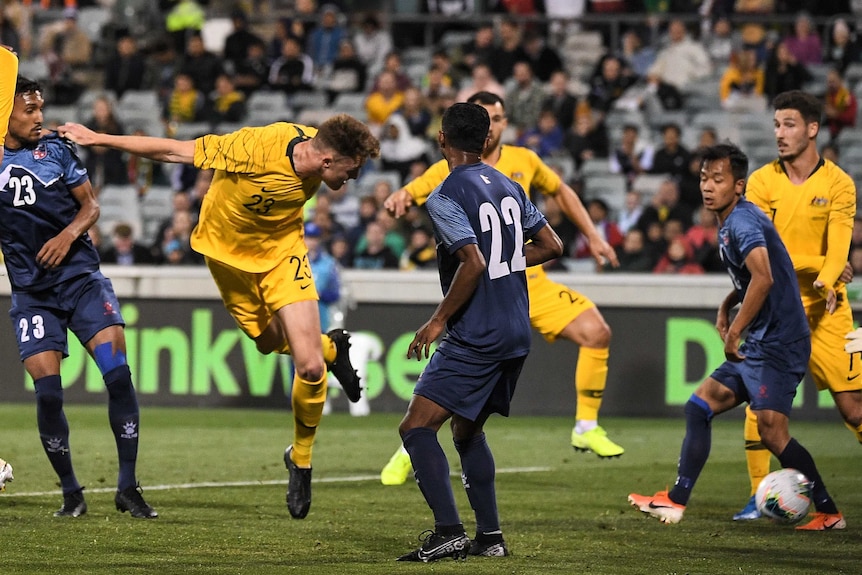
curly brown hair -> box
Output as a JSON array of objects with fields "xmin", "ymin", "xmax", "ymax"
[{"xmin": 314, "ymin": 114, "xmax": 380, "ymax": 161}]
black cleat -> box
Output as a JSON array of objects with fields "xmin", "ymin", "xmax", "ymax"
[
  {"xmin": 115, "ymin": 484, "xmax": 158, "ymax": 519},
  {"xmin": 468, "ymin": 533, "xmax": 509, "ymax": 557},
  {"xmin": 284, "ymin": 446, "xmax": 312, "ymax": 519},
  {"xmin": 326, "ymin": 328, "xmax": 362, "ymax": 402},
  {"xmin": 54, "ymin": 488, "xmax": 87, "ymax": 517},
  {"xmin": 397, "ymin": 529, "xmax": 469, "ymax": 562}
]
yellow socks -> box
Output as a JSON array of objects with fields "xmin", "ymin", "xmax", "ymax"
[
  {"xmin": 844, "ymin": 420, "xmax": 862, "ymax": 444},
  {"xmin": 290, "ymin": 372, "xmax": 327, "ymax": 468},
  {"xmin": 743, "ymin": 405, "xmax": 771, "ymax": 495},
  {"xmin": 575, "ymin": 347, "xmax": 609, "ymax": 422}
]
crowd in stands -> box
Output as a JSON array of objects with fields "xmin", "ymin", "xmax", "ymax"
[{"xmin": 3, "ymin": 0, "xmax": 862, "ymax": 277}]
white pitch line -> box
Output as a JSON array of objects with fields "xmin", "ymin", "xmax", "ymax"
[{"xmin": 1, "ymin": 466, "xmax": 552, "ymax": 498}]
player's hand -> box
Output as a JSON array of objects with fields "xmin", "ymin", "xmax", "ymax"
[
  {"xmin": 715, "ymin": 309, "xmax": 729, "ymax": 339},
  {"xmin": 723, "ymin": 331, "xmax": 745, "ymax": 362},
  {"xmin": 37, "ymin": 230, "xmax": 75, "ymax": 269},
  {"xmin": 383, "ymin": 189, "xmax": 414, "ymax": 219},
  {"xmin": 839, "ymin": 262, "xmax": 853, "ymax": 284},
  {"xmin": 813, "ymin": 280, "xmax": 837, "ymax": 314},
  {"xmin": 589, "ymin": 236, "xmax": 619, "ymax": 268},
  {"xmin": 56, "ymin": 122, "xmax": 99, "ymax": 146},
  {"xmin": 407, "ymin": 318, "xmax": 444, "ymax": 361},
  {"xmin": 845, "ymin": 328, "xmax": 862, "ymax": 353}
]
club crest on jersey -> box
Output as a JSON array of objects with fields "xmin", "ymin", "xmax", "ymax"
[
  {"xmin": 32, "ymin": 144, "xmax": 47, "ymax": 160},
  {"xmin": 810, "ymin": 196, "xmax": 828, "ymax": 207},
  {"xmin": 719, "ymin": 229, "xmax": 730, "ymax": 245},
  {"xmin": 103, "ymin": 301, "xmax": 116, "ymax": 315}
]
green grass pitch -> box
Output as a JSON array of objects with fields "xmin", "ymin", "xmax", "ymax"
[{"xmin": 1, "ymin": 404, "xmax": 860, "ymax": 574}]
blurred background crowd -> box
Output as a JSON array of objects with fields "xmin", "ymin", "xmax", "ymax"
[{"xmin": 4, "ymin": 0, "xmax": 862, "ymax": 279}]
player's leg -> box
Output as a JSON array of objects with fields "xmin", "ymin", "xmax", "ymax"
[
  {"xmin": 0, "ymin": 456, "xmax": 13, "ymax": 491},
  {"xmin": 733, "ymin": 405, "xmax": 770, "ymax": 521},
  {"xmin": 629, "ymin": 372, "xmax": 741, "ymax": 523},
  {"xmin": 833, "ymin": 390, "xmax": 862, "ymax": 442}
]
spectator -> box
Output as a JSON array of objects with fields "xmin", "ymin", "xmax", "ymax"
[
  {"xmin": 703, "ymin": 16, "xmax": 734, "ymax": 67},
  {"xmin": 269, "ymin": 18, "xmax": 304, "ymax": 63},
  {"xmin": 330, "ymin": 234, "xmax": 352, "ymax": 268},
  {"xmin": 637, "ymin": 178, "xmax": 692, "ymax": 233},
  {"xmin": 309, "ymin": 196, "xmax": 345, "ymax": 244},
  {"xmin": 507, "ymin": 61, "xmax": 546, "ymax": 135},
  {"xmin": 372, "ymin": 52, "xmax": 412, "ymax": 92},
  {"xmin": 223, "ymin": 8, "xmax": 263, "ymax": 75},
  {"xmin": 564, "ymin": 104, "xmax": 610, "ymax": 171},
  {"xmin": 307, "ymin": 4, "xmax": 346, "ymax": 73},
  {"xmin": 653, "ymin": 236, "xmax": 704, "ymax": 274},
  {"xmin": 824, "ymin": 18, "xmax": 860, "ymax": 74},
  {"xmin": 620, "ymin": 29, "xmax": 656, "ymax": 78},
  {"xmin": 303, "ymin": 222, "xmax": 340, "ymax": 331},
  {"xmin": 101, "ymin": 223, "xmax": 156, "ymax": 265},
  {"xmin": 611, "ymin": 228, "xmax": 655, "ymax": 272},
  {"xmin": 179, "ymin": 33, "xmax": 224, "ymax": 96},
  {"xmin": 697, "ymin": 126, "xmax": 718, "ymax": 149},
  {"xmin": 346, "ymin": 195, "xmax": 379, "ymax": 249},
  {"xmin": 685, "ymin": 205, "xmax": 723, "ymax": 272},
  {"xmin": 234, "ymin": 40, "xmax": 270, "ymax": 96},
  {"xmin": 207, "ymin": 73, "xmax": 247, "ymax": 125},
  {"xmin": 156, "ymin": 209, "xmax": 202, "ymax": 265},
  {"xmin": 646, "ymin": 19, "xmax": 712, "ymax": 96},
  {"xmin": 352, "ymin": 220, "xmax": 400, "ymax": 269},
  {"xmin": 517, "ymin": 108, "xmax": 564, "ymax": 159},
  {"xmin": 164, "ymin": 0, "xmax": 205, "ymax": 54},
  {"xmin": 163, "ymin": 72, "xmax": 206, "ymax": 125},
  {"xmin": 764, "ymin": 40, "xmax": 812, "ymax": 100},
  {"xmin": 588, "ymin": 55, "xmax": 638, "ymax": 116},
  {"xmin": 455, "ymin": 23, "xmax": 495, "ymax": 77},
  {"xmin": 490, "ymin": 17, "xmax": 528, "ymax": 84},
  {"xmin": 824, "ymin": 66, "xmax": 857, "ymax": 139},
  {"xmin": 544, "ymin": 70, "xmax": 577, "ymax": 134},
  {"xmin": 539, "ymin": 195, "xmax": 579, "ymax": 257},
  {"xmin": 618, "ymin": 189, "xmax": 645, "ymax": 234},
  {"xmin": 821, "ymin": 141, "xmax": 840, "ymax": 165},
  {"xmin": 353, "ymin": 12, "xmax": 392, "ymax": 81},
  {"xmin": 366, "ymin": 70, "xmax": 405, "ymax": 137},
  {"xmin": 268, "ymin": 35, "xmax": 315, "ymax": 96},
  {"xmin": 0, "ymin": 8, "xmax": 20, "ymax": 54},
  {"xmin": 677, "ymin": 150, "xmax": 706, "ymax": 214},
  {"xmin": 521, "ymin": 31, "xmax": 563, "ymax": 83},
  {"xmin": 127, "ymin": 128, "xmax": 169, "ymax": 197},
  {"xmin": 399, "ymin": 225, "xmax": 437, "ymax": 270},
  {"xmin": 83, "ymin": 96, "xmax": 128, "ymax": 192},
  {"xmin": 609, "ymin": 123, "xmax": 654, "ymax": 188},
  {"xmin": 325, "ymin": 182, "xmax": 361, "ymax": 231},
  {"xmin": 650, "ymin": 122, "xmax": 691, "ymax": 179},
  {"xmin": 399, "ymin": 87, "xmax": 432, "ymax": 139},
  {"xmin": 379, "ymin": 113, "xmax": 430, "ymax": 183},
  {"xmin": 323, "ymin": 39, "xmax": 367, "ymax": 105},
  {"xmin": 421, "ymin": 50, "xmax": 456, "ymax": 97},
  {"xmin": 719, "ymin": 47, "xmax": 766, "ymax": 112},
  {"xmin": 783, "ymin": 12, "xmax": 822, "ymax": 66},
  {"xmin": 851, "ymin": 245, "xmax": 862, "ymax": 276},
  {"xmin": 143, "ymin": 36, "xmax": 179, "ymax": 104},
  {"xmin": 104, "ymin": 33, "xmax": 146, "ymax": 99},
  {"xmin": 456, "ymin": 62, "xmax": 505, "ymax": 103},
  {"xmin": 39, "ymin": 7, "xmax": 92, "ymax": 104},
  {"xmin": 574, "ymin": 198, "xmax": 624, "ymax": 261}
]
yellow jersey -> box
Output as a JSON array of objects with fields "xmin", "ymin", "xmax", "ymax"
[
  {"xmin": 192, "ymin": 123, "xmax": 321, "ymax": 273},
  {"xmin": 747, "ymin": 158, "xmax": 855, "ymax": 297},
  {"xmin": 0, "ymin": 48, "xmax": 19, "ymax": 146}
]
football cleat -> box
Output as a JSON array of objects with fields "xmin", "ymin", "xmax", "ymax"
[
  {"xmin": 0, "ymin": 458, "xmax": 13, "ymax": 492},
  {"xmin": 733, "ymin": 495, "xmax": 762, "ymax": 521},
  {"xmin": 115, "ymin": 484, "xmax": 158, "ymax": 518},
  {"xmin": 468, "ymin": 534, "xmax": 509, "ymax": 557},
  {"xmin": 326, "ymin": 329, "xmax": 362, "ymax": 403},
  {"xmin": 397, "ymin": 529, "xmax": 469, "ymax": 562},
  {"xmin": 795, "ymin": 512, "xmax": 846, "ymax": 531},
  {"xmin": 54, "ymin": 488, "xmax": 87, "ymax": 518},
  {"xmin": 284, "ymin": 446, "xmax": 312, "ymax": 519},
  {"xmin": 628, "ymin": 490, "xmax": 685, "ymax": 524},
  {"xmin": 380, "ymin": 448, "xmax": 412, "ymax": 486},
  {"xmin": 571, "ymin": 426, "xmax": 624, "ymax": 458}
]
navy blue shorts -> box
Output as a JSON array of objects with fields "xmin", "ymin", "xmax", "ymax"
[
  {"xmin": 710, "ymin": 337, "xmax": 810, "ymax": 416},
  {"xmin": 8, "ymin": 271, "xmax": 124, "ymax": 361},
  {"xmin": 413, "ymin": 348, "xmax": 526, "ymax": 421}
]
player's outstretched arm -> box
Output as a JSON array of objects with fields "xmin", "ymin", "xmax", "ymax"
[
  {"xmin": 554, "ymin": 182, "xmax": 619, "ymax": 267},
  {"xmin": 524, "ymin": 223, "xmax": 563, "ymax": 268},
  {"xmin": 57, "ymin": 122, "xmax": 196, "ymax": 164}
]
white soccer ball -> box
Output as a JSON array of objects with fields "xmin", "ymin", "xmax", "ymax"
[{"xmin": 755, "ymin": 468, "xmax": 812, "ymax": 524}]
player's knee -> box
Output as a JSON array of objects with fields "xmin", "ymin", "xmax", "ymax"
[
  {"xmin": 93, "ymin": 342, "xmax": 127, "ymax": 375},
  {"xmin": 295, "ymin": 361, "xmax": 326, "ymax": 383},
  {"xmin": 34, "ymin": 376, "xmax": 64, "ymax": 414},
  {"xmin": 255, "ymin": 339, "xmax": 276, "ymax": 355}
]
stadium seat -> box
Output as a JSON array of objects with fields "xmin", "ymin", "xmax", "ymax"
[
  {"xmin": 17, "ymin": 58, "xmax": 49, "ymax": 81},
  {"xmin": 631, "ymin": 174, "xmax": 667, "ymax": 198},
  {"xmin": 98, "ymin": 185, "xmax": 143, "ymax": 238},
  {"xmin": 139, "ymin": 186, "xmax": 174, "ymax": 245},
  {"xmin": 332, "ymin": 93, "xmax": 368, "ymax": 116},
  {"xmin": 357, "ymin": 171, "xmax": 402, "ymax": 196},
  {"xmin": 579, "ymin": 158, "xmax": 612, "ymax": 178},
  {"xmin": 289, "ymin": 91, "xmax": 329, "ymax": 112}
]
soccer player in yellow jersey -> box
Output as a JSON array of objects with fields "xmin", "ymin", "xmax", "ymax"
[
  {"xmin": 0, "ymin": 44, "xmax": 18, "ymax": 490},
  {"xmin": 732, "ymin": 90, "xmax": 862, "ymax": 530},
  {"xmin": 58, "ymin": 115, "xmax": 380, "ymax": 519},
  {"xmin": 380, "ymin": 91, "xmax": 622, "ymax": 486}
]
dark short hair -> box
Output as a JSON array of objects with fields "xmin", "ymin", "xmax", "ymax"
[
  {"xmin": 700, "ymin": 143, "xmax": 749, "ymax": 183},
  {"xmin": 467, "ymin": 91, "xmax": 505, "ymax": 111},
  {"xmin": 15, "ymin": 76, "xmax": 41, "ymax": 97},
  {"xmin": 772, "ymin": 90, "xmax": 823, "ymax": 125},
  {"xmin": 441, "ymin": 103, "xmax": 489, "ymax": 154}
]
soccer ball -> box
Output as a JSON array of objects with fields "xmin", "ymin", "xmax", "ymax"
[{"xmin": 755, "ymin": 468, "xmax": 812, "ymax": 524}]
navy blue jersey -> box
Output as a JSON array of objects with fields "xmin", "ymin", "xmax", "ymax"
[
  {"xmin": 426, "ymin": 163, "xmax": 548, "ymax": 361},
  {"xmin": 0, "ymin": 134, "xmax": 100, "ymax": 291},
  {"xmin": 718, "ymin": 198, "xmax": 809, "ymax": 344}
]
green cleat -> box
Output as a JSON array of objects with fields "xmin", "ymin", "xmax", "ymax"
[
  {"xmin": 571, "ymin": 426, "xmax": 624, "ymax": 458},
  {"xmin": 380, "ymin": 448, "xmax": 412, "ymax": 486}
]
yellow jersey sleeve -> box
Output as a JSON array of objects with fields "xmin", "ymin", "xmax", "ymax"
[
  {"xmin": 494, "ymin": 145, "xmax": 562, "ymax": 200},
  {"xmin": 191, "ymin": 123, "xmax": 322, "ymax": 272},
  {"xmin": 403, "ymin": 159, "xmax": 450, "ymax": 206},
  {"xmin": 0, "ymin": 48, "xmax": 19, "ymax": 147}
]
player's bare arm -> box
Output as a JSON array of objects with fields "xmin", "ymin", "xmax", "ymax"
[
  {"xmin": 58, "ymin": 123, "xmax": 196, "ymax": 164},
  {"xmin": 37, "ymin": 180, "xmax": 98, "ymax": 269},
  {"xmin": 524, "ymin": 223, "xmax": 563, "ymax": 267},
  {"xmin": 553, "ymin": 182, "xmax": 619, "ymax": 267},
  {"xmin": 813, "ymin": 279, "xmax": 838, "ymax": 314},
  {"xmin": 408, "ymin": 243, "xmax": 485, "ymax": 361},
  {"xmin": 715, "ymin": 290, "xmax": 739, "ymax": 340},
  {"xmin": 383, "ymin": 188, "xmax": 415, "ymax": 218},
  {"xmin": 725, "ymin": 246, "xmax": 773, "ymax": 362}
]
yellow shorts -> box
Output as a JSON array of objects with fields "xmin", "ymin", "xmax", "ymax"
[
  {"xmin": 805, "ymin": 287, "xmax": 861, "ymax": 392},
  {"xmin": 205, "ymin": 252, "xmax": 318, "ymax": 339},
  {"xmin": 527, "ymin": 267, "xmax": 596, "ymax": 342}
]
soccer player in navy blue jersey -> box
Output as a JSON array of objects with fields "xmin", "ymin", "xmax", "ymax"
[
  {"xmin": 0, "ymin": 76, "xmax": 157, "ymax": 519},
  {"xmin": 628, "ymin": 143, "xmax": 844, "ymax": 528},
  {"xmin": 396, "ymin": 103, "xmax": 563, "ymax": 562}
]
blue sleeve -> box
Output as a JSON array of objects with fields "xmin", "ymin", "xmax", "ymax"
[
  {"xmin": 426, "ymin": 190, "xmax": 477, "ymax": 255},
  {"xmin": 56, "ymin": 137, "xmax": 89, "ymax": 189},
  {"xmin": 732, "ymin": 209, "xmax": 766, "ymax": 260}
]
